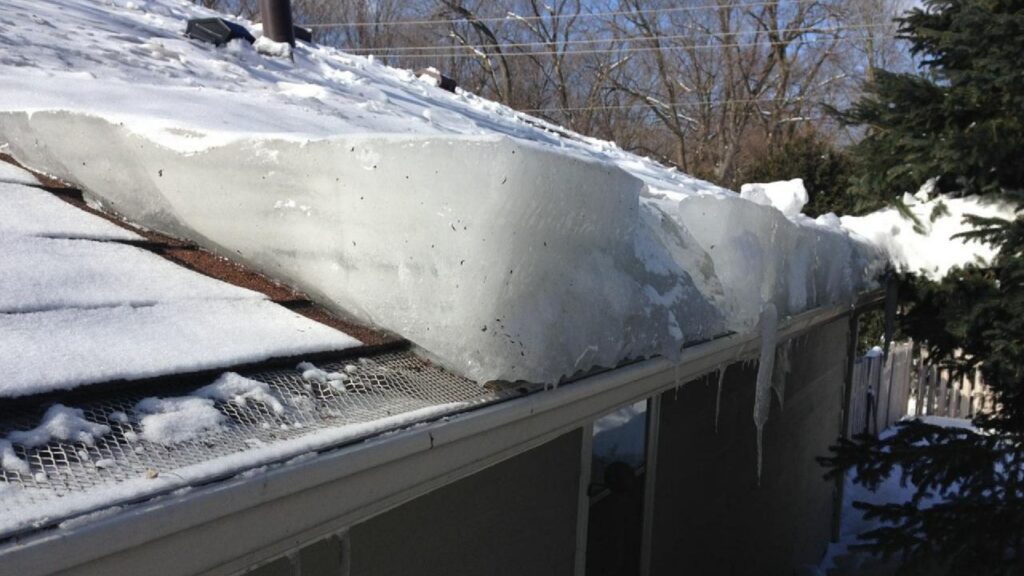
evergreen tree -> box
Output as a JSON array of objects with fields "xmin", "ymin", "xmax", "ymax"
[{"xmin": 821, "ymin": 1, "xmax": 1024, "ymax": 574}]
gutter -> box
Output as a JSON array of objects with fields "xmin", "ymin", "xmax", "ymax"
[{"xmin": 0, "ymin": 294, "xmax": 881, "ymax": 576}]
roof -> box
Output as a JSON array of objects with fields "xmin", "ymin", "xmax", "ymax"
[
  {"xmin": 0, "ymin": 156, "xmax": 519, "ymax": 539},
  {"xmin": 0, "ymin": 157, "xmax": 374, "ymax": 398},
  {"xmin": 0, "ymin": 0, "xmax": 885, "ymax": 388}
]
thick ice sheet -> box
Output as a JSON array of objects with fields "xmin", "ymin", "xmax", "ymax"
[
  {"xmin": 0, "ymin": 300, "xmax": 361, "ymax": 397},
  {"xmin": 0, "ymin": 0, "xmax": 883, "ymax": 385},
  {"xmin": 0, "ymin": 182, "xmax": 140, "ymax": 241},
  {"xmin": 0, "ymin": 236, "xmax": 261, "ymax": 313}
]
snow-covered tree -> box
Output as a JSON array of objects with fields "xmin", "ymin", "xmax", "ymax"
[{"xmin": 822, "ymin": 1, "xmax": 1024, "ymax": 573}]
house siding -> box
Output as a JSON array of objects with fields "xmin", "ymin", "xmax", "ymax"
[{"xmin": 649, "ymin": 317, "xmax": 847, "ymax": 575}]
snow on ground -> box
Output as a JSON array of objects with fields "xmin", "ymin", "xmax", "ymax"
[
  {"xmin": 817, "ymin": 416, "xmax": 977, "ymax": 575},
  {"xmin": 0, "ymin": 169, "xmax": 361, "ymax": 397},
  {"xmin": 841, "ymin": 189, "xmax": 1015, "ymax": 280},
  {"xmin": 0, "ymin": 0, "xmax": 882, "ymax": 386}
]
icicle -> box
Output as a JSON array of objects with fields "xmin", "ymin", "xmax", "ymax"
[
  {"xmin": 753, "ymin": 303, "xmax": 778, "ymax": 483},
  {"xmin": 673, "ymin": 362, "xmax": 682, "ymax": 401},
  {"xmin": 714, "ymin": 364, "xmax": 727, "ymax": 433},
  {"xmin": 883, "ymin": 274, "xmax": 898, "ymax": 360},
  {"xmin": 771, "ymin": 339, "xmax": 793, "ymax": 411}
]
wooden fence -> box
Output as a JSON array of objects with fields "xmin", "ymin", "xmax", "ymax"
[{"xmin": 846, "ymin": 342, "xmax": 993, "ymax": 437}]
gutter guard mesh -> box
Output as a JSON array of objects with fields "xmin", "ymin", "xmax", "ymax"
[{"xmin": 0, "ymin": 350, "xmax": 513, "ymax": 539}]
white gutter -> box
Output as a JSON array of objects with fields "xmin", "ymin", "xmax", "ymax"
[{"xmin": 0, "ymin": 296, "xmax": 877, "ymax": 576}]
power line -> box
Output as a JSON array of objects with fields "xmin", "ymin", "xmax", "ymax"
[
  {"xmin": 297, "ymin": 0, "xmax": 829, "ymax": 29},
  {"xmin": 349, "ymin": 34, "xmax": 879, "ymax": 60},
  {"xmin": 339, "ymin": 22, "xmax": 890, "ymax": 55},
  {"xmin": 517, "ymin": 94, "xmax": 864, "ymax": 114}
]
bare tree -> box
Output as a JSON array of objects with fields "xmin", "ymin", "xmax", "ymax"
[{"xmin": 191, "ymin": 0, "xmax": 913, "ymax": 190}]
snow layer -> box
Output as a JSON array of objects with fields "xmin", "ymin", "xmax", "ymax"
[
  {"xmin": 0, "ymin": 161, "xmax": 40, "ymax": 186},
  {"xmin": 0, "ymin": 0, "xmax": 882, "ymax": 385},
  {"xmin": 817, "ymin": 416, "xmax": 977, "ymax": 574},
  {"xmin": 0, "ymin": 171, "xmax": 361, "ymax": 397},
  {"xmin": 0, "ymin": 300, "xmax": 361, "ymax": 397},
  {"xmin": 841, "ymin": 193, "xmax": 1015, "ymax": 280},
  {"xmin": 0, "ymin": 236, "xmax": 262, "ymax": 313},
  {"xmin": 0, "ymin": 182, "xmax": 139, "ymax": 241}
]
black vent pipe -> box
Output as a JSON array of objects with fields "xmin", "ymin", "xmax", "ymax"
[{"xmin": 260, "ymin": 0, "xmax": 296, "ymax": 46}]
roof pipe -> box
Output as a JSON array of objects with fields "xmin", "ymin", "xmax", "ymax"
[{"xmin": 260, "ymin": 0, "xmax": 295, "ymax": 46}]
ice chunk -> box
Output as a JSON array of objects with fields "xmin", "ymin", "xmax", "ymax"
[
  {"xmin": 0, "ymin": 0, "xmax": 885, "ymax": 387},
  {"xmin": 134, "ymin": 397, "xmax": 226, "ymax": 445},
  {"xmin": 195, "ymin": 372, "xmax": 286, "ymax": 415},
  {"xmin": 752, "ymin": 303, "xmax": 778, "ymax": 481},
  {"xmin": 7, "ymin": 405, "xmax": 110, "ymax": 448},
  {"xmin": 739, "ymin": 179, "xmax": 808, "ymax": 218}
]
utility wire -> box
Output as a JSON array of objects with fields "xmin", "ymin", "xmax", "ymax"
[
  {"xmin": 517, "ymin": 94, "xmax": 864, "ymax": 114},
  {"xmin": 339, "ymin": 22, "xmax": 890, "ymax": 55},
  {"xmin": 297, "ymin": 0, "xmax": 830, "ymax": 29},
  {"xmin": 351, "ymin": 34, "xmax": 879, "ymax": 60}
]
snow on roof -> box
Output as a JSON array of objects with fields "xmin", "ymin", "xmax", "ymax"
[
  {"xmin": 841, "ymin": 190, "xmax": 1015, "ymax": 280},
  {"xmin": 0, "ymin": 350, "xmax": 503, "ymax": 539},
  {"xmin": 0, "ymin": 182, "xmax": 140, "ymax": 241},
  {"xmin": 0, "ymin": 161, "xmax": 42, "ymax": 186},
  {"xmin": 0, "ymin": 236, "xmax": 263, "ymax": 313},
  {"xmin": 0, "ymin": 163, "xmax": 361, "ymax": 398},
  {"xmin": 0, "ymin": 0, "xmax": 883, "ymax": 386}
]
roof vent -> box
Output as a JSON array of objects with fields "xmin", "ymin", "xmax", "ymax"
[
  {"xmin": 185, "ymin": 18, "xmax": 255, "ymax": 46},
  {"xmin": 415, "ymin": 68, "xmax": 458, "ymax": 93},
  {"xmin": 260, "ymin": 0, "xmax": 296, "ymax": 46},
  {"xmin": 294, "ymin": 26, "xmax": 313, "ymax": 44}
]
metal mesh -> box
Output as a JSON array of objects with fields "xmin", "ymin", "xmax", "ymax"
[{"xmin": 0, "ymin": 350, "xmax": 515, "ymax": 538}]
